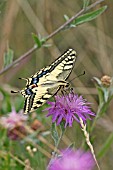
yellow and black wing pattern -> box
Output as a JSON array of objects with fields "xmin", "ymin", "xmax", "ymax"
[{"xmin": 18, "ymin": 49, "xmax": 77, "ymax": 114}]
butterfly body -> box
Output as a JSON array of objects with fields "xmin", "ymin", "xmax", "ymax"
[{"xmin": 11, "ymin": 49, "xmax": 77, "ymax": 114}]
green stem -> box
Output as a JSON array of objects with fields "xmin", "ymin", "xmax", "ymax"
[
  {"xmin": 53, "ymin": 127, "xmax": 66, "ymax": 156},
  {"xmin": 90, "ymin": 104, "xmax": 102, "ymax": 133},
  {"xmin": 47, "ymin": 127, "xmax": 65, "ymax": 169}
]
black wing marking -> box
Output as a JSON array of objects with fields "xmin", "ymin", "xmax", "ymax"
[
  {"xmin": 25, "ymin": 49, "xmax": 76, "ymax": 86},
  {"xmin": 46, "ymin": 48, "xmax": 76, "ymax": 81},
  {"xmin": 24, "ymin": 87, "xmax": 53, "ymax": 114}
]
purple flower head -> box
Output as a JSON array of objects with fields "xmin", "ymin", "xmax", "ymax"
[
  {"xmin": 48, "ymin": 149, "xmax": 95, "ymax": 170},
  {"xmin": 0, "ymin": 108, "xmax": 27, "ymax": 140},
  {"xmin": 45, "ymin": 93, "xmax": 95, "ymax": 127}
]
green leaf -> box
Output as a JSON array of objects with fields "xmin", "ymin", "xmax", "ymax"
[
  {"xmin": 108, "ymin": 94, "xmax": 113, "ymax": 103},
  {"xmin": 67, "ymin": 143, "xmax": 75, "ymax": 150},
  {"xmin": 32, "ymin": 33, "xmax": 42, "ymax": 48},
  {"xmin": 51, "ymin": 122, "xmax": 59, "ymax": 147},
  {"xmin": 98, "ymin": 97, "xmax": 112, "ymax": 117},
  {"xmin": 43, "ymin": 43, "xmax": 52, "ymax": 48},
  {"xmin": 4, "ymin": 47, "xmax": 14, "ymax": 68},
  {"xmin": 103, "ymin": 88, "xmax": 109, "ymax": 103},
  {"xmin": 74, "ymin": 5, "xmax": 107, "ymax": 26},
  {"xmin": 64, "ymin": 14, "xmax": 69, "ymax": 21},
  {"xmin": 93, "ymin": 77, "xmax": 102, "ymax": 86},
  {"xmin": 60, "ymin": 121, "xmax": 65, "ymax": 137},
  {"xmin": 97, "ymin": 133, "xmax": 113, "ymax": 158},
  {"xmin": 97, "ymin": 86, "xmax": 104, "ymax": 105}
]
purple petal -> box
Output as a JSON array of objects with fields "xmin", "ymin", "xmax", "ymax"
[{"xmin": 44, "ymin": 93, "xmax": 95, "ymax": 128}]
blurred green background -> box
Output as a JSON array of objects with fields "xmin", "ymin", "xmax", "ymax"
[{"xmin": 0, "ymin": 0, "xmax": 113, "ymax": 170}]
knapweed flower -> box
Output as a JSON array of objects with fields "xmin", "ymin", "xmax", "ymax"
[
  {"xmin": 48, "ymin": 149, "xmax": 95, "ymax": 170},
  {"xmin": 0, "ymin": 108, "xmax": 27, "ymax": 140},
  {"xmin": 0, "ymin": 108, "xmax": 27, "ymax": 129},
  {"xmin": 45, "ymin": 93, "xmax": 95, "ymax": 127},
  {"xmin": 101, "ymin": 75, "xmax": 112, "ymax": 87}
]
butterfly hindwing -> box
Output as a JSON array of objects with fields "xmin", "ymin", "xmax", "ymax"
[{"xmin": 24, "ymin": 86, "xmax": 57, "ymax": 113}]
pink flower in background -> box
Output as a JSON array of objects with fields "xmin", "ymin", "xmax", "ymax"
[
  {"xmin": 48, "ymin": 149, "xmax": 95, "ymax": 170},
  {"xmin": 45, "ymin": 93, "xmax": 95, "ymax": 127},
  {"xmin": 0, "ymin": 108, "xmax": 27, "ymax": 140},
  {"xmin": 0, "ymin": 108, "xmax": 27, "ymax": 129}
]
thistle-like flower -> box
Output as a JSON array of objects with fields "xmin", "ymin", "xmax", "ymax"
[
  {"xmin": 45, "ymin": 93, "xmax": 95, "ymax": 127},
  {"xmin": 101, "ymin": 75, "xmax": 112, "ymax": 87},
  {"xmin": 0, "ymin": 108, "xmax": 27, "ymax": 140},
  {"xmin": 48, "ymin": 149, "xmax": 95, "ymax": 170}
]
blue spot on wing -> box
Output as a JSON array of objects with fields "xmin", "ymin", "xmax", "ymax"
[
  {"xmin": 38, "ymin": 70, "xmax": 48, "ymax": 78},
  {"xmin": 30, "ymin": 70, "xmax": 49, "ymax": 85},
  {"xmin": 25, "ymin": 88, "xmax": 33, "ymax": 95},
  {"xmin": 31, "ymin": 77, "xmax": 39, "ymax": 84}
]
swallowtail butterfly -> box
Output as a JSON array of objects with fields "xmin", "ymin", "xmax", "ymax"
[{"xmin": 11, "ymin": 49, "xmax": 77, "ymax": 114}]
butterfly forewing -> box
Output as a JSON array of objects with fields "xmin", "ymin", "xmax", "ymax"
[
  {"xmin": 19, "ymin": 49, "xmax": 77, "ymax": 114},
  {"xmin": 47, "ymin": 49, "xmax": 76, "ymax": 81},
  {"xmin": 26, "ymin": 49, "xmax": 76, "ymax": 86}
]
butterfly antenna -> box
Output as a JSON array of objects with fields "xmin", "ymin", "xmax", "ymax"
[
  {"xmin": 11, "ymin": 90, "xmax": 20, "ymax": 93},
  {"xmin": 69, "ymin": 71, "xmax": 85, "ymax": 83}
]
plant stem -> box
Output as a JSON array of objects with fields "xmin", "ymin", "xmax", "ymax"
[
  {"xmin": 47, "ymin": 127, "xmax": 65, "ymax": 169},
  {"xmin": 0, "ymin": 0, "xmax": 104, "ymax": 76},
  {"xmin": 80, "ymin": 118, "xmax": 100, "ymax": 170},
  {"xmin": 90, "ymin": 102, "xmax": 103, "ymax": 133}
]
